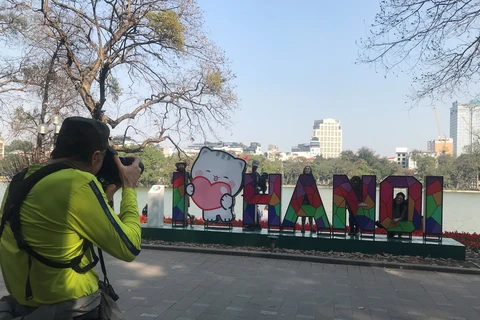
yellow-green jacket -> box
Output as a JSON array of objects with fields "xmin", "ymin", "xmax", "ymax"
[{"xmin": 0, "ymin": 165, "xmax": 141, "ymax": 307}]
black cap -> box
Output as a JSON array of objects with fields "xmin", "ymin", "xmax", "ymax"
[{"xmin": 51, "ymin": 116, "xmax": 117, "ymax": 159}]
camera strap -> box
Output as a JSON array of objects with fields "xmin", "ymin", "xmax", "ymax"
[
  {"xmin": 98, "ymin": 249, "xmax": 119, "ymax": 301},
  {"xmin": 0, "ymin": 162, "xmax": 101, "ymax": 301}
]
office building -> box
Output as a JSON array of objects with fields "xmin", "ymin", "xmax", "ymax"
[
  {"xmin": 312, "ymin": 118, "xmax": 342, "ymax": 158},
  {"xmin": 395, "ymin": 147, "xmax": 409, "ymax": 168},
  {"xmin": 427, "ymin": 138, "xmax": 453, "ymax": 156},
  {"xmin": 450, "ymin": 101, "xmax": 480, "ymax": 157}
]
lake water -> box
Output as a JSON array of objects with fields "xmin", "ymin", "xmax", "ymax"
[
  {"xmin": 125, "ymin": 186, "xmax": 478, "ymax": 233},
  {"xmin": 1, "ymin": 184, "xmax": 478, "ymax": 233}
]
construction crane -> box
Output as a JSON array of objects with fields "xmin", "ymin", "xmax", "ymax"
[{"xmin": 432, "ymin": 106, "xmax": 448, "ymax": 155}]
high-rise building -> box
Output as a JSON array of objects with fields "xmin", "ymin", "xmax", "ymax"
[
  {"xmin": 450, "ymin": 101, "xmax": 480, "ymax": 157},
  {"xmin": 312, "ymin": 118, "xmax": 342, "ymax": 158},
  {"xmin": 427, "ymin": 138, "xmax": 453, "ymax": 156}
]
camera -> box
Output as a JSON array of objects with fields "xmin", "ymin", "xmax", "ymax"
[{"xmin": 96, "ymin": 154, "xmax": 145, "ymax": 186}]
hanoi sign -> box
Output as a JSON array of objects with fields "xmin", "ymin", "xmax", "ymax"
[{"xmin": 170, "ymin": 147, "xmax": 443, "ymax": 237}]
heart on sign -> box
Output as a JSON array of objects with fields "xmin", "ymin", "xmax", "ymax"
[{"xmin": 191, "ymin": 176, "xmax": 232, "ymax": 210}]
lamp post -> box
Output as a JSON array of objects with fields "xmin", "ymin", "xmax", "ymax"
[
  {"xmin": 38, "ymin": 116, "xmax": 62, "ymax": 154},
  {"xmin": 38, "ymin": 123, "xmax": 46, "ymax": 157},
  {"xmin": 52, "ymin": 116, "xmax": 61, "ymax": 148}
]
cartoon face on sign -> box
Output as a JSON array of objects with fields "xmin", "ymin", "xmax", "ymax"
[{"xmin": 186, "ymin": 147, "xmax": 247, "ymax": 222}]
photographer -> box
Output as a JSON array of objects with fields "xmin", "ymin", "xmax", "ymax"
[{"xmin": 0, "ymin": 116, "xmax": 142, "ymax": 319}]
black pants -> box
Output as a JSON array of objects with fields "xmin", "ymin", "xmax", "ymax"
[{"xmin": 349, "ymin": 213, "xmax": 358, "ymax": 233}]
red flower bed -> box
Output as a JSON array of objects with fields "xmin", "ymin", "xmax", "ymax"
[
  {"xmin": 137, "ymin": 215, "xmax": 480, "ymax": 251},
  {"xmin": 444, "ymin": 231, "xmax": 480, "ymax": 251}
]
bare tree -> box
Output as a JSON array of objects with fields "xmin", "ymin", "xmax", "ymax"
[
  {"xmin": 357, "ymin": 0, "xmax": 480, "ymax": 103},
  {"xmin": 0, "ymin": 1, "xmax": 87, "ymax": 152},
  {"xmin": 0, "ymin": 44, "xmax": 87, "ymax": 150},
  {"xmin": 0, "ymin": 0, "xmax": 237, "ymax": 152},
  {"xmin": 0, "ymin": 2, "xmax": 34, "ymax": 102}
]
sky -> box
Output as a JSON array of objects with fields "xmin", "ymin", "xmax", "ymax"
[
  {"xmin": 1, "ymin": 1, "xmax": 460, "ymax": 157},
  {"xmin": 169, "ymin": 0, "xmax": 459, "ymax": 157}
]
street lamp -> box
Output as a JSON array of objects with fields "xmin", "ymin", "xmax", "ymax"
[
  {"xmin": 38, "ymin": 123, "xmax": 46, "ymax": 135},
  {"xmin": 37, "ymin": 116, "xmax": 62, "ymax": 152}
]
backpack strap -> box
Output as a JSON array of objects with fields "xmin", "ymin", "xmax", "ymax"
[
  {"xmin": 0, "ymin": 162, "xmax": 100, "ymax": 300},
  {"xmin": 0, "ymin": 167, "xmax": 28, "ymax": 238}
]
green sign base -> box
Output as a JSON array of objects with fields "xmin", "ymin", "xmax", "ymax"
[{"xmin": 141, "ymin": 225, "xmax": 465, "ymax": 261}]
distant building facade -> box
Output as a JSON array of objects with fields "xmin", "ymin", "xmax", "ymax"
[
  {"xmin": 291, "ymin": 142, "xmax": 311, "ymax": 158},
  {"xmin": 450, "ymin": 101, "xmax": 480, "ymax": 157},
  {"xmin": 184, "ymin": 141, "xmax": 246, "ymax": 156},
  {"xmin": 395, "ymin": 147, "xmax": 409, "ymax": 168},
  {"xmin": 111, "ymin": 135, "xmax": 136, "ymax": 148},
  {"xmin": 427, "ymin": 138, "xmax": 453, "ymax": 156},
  {"xmin": 244, "ymin": 142, "xmax": 262, "ymax": 154},
  {"xmin": 312, "ymin": 118, "xmax": 342, "ymax": 158}
]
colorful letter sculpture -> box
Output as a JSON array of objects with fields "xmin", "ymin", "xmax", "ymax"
[
  {"xmin": 424, "ymin": 176, "xmax": 444, "ymax": 239},
  {"xmin": 172, "ymin": 170, "xmax": 189, "ymax": 226},
  {"xmin": 242, "ymin": 173, "xmax": 282, "ymax": 228},
  {"xmin": 282, "ymin": 173, "xmax": 330, "ymax": 231},
  {"xmin": 186, "ymin": 147, "xmax": 247, "ymax": 223},
  {"xmin": 379, "ymin": 176, "xmax": 422, "ymax": 233},
  {"xmin": 168, "ymin": 153, "xmax": 445, "ymax": 238},
  {"xmin": 332, "ymin": 175, "xmax": 376, "ymax": 233}
]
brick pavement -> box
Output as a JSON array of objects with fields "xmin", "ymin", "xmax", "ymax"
[
  {"xmin": 100, "ymin": 249, "xmax": 480, "ymax": 320},
  {"xmin": 2, "ymin": 249, "xmax": 480, "ymax": 319}
]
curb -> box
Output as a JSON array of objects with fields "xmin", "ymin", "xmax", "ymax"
[{"xmin": 141, "ymin": 244, "xmax": 480, "ymax": 275}]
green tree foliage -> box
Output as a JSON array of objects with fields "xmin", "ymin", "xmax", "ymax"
[
  {"xmin": 147, "ymin": 11, "xmax": 185, "ymax": 51},
  {"xmin": 409, "ymin": 150, "xmax": 437, "ymax": 181},
  {"xmin": 4, "ymin": 140, "xmax": 33, "ymax": 153},
  {"xmin": 2, "ymin": 141, "xmax": 480, "ymax": 190},
  {"xmin": 436, "ymin": 154, "xmax": 455, "ymax": 189},
  {"xmin": 0, "ymin": 153, "xmax": 28, "ymax": 180},
  {"xmin": 137, "ymin": 146, "xmax": 177, "ymax": 187}
]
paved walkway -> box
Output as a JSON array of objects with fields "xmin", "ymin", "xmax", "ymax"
[
  {"xmin": 2, "ymin": 249, "xmax": 480, "ymax": 319},
  {"xmin": 102, "ymin": 249, "xmax": 480, "ymax": 320}
]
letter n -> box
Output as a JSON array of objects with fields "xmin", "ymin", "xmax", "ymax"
[
  {"xmin": 379, "ymin": 176, "xmax": 422, "ymax": 233},
  {"xmin": 242, "ymin": 173, "xmax": 282, "ymax": 229},
  {"xmin": 332, "ymin": 175, "xmax": 377, "ymax": 233},
  {"xmin": 172, "ymin": 170, "xmax": 189, "ymax": 226},
  {"xmin": 282, "ymin": 173, "xmax": 330, "ymax": 232}
]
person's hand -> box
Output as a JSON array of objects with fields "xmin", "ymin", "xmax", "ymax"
[
  {"xmin": 391, "ymin": 219, "xmax": 400, "ymax": 227},
  {"xmin": 114, "ymin": 155, "xmax": 142, "ymax": 189}
]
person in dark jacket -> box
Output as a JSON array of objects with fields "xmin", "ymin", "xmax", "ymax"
[
  {"xmin": 347, "ymin": 176, "xmax": 367, "ymax": 236},
  {"xmin": 375, "ymin": 192, "xmax": 408, "ymax": 238},
  {"xmin": 388, "ymin": 192, "xmax": 408, "ymax": 238}
]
